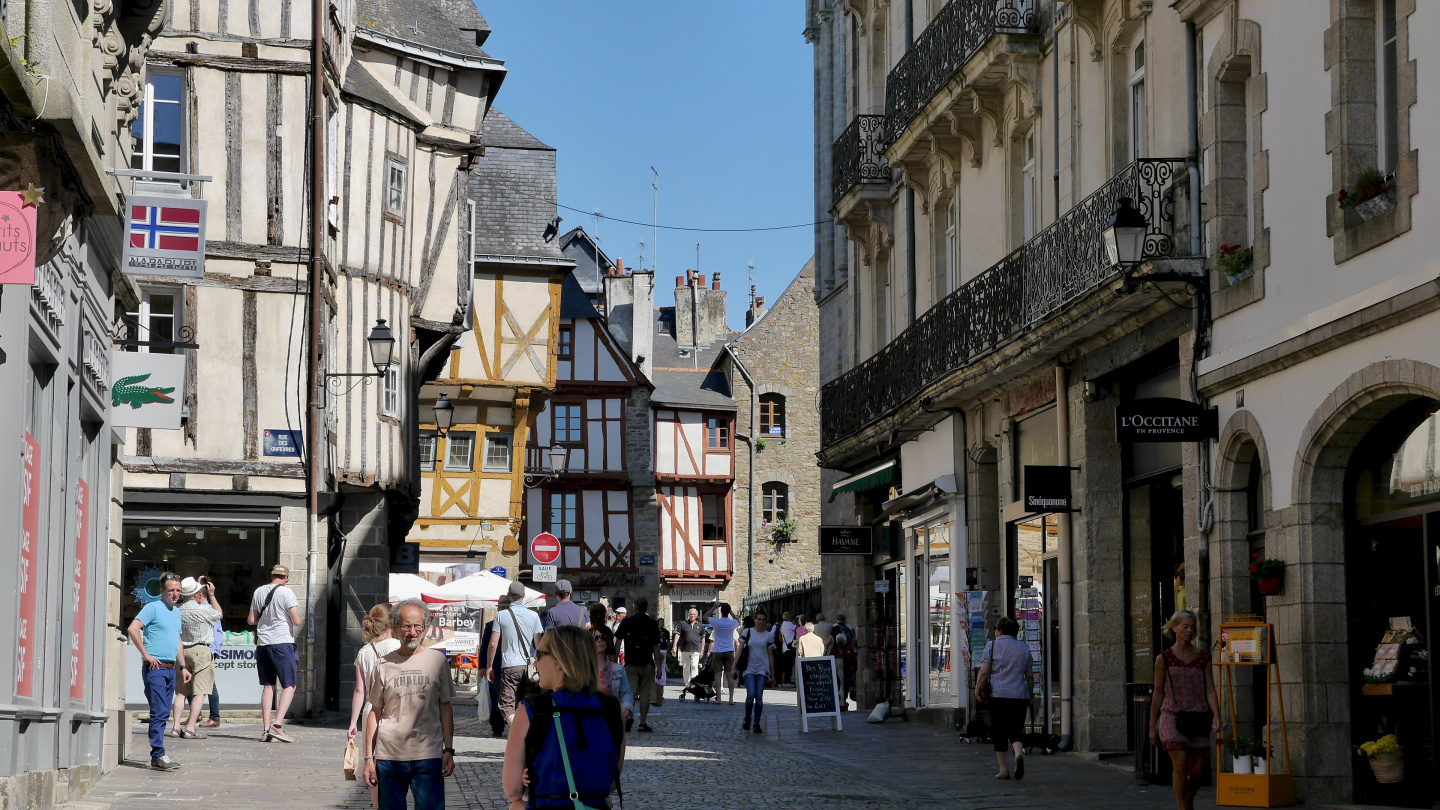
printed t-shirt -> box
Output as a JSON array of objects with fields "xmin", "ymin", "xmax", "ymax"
[
  {"xmin": 741, "ymin": 628, "xmax": 776, "ymax": 676},
  {"xmin": 705, "ymin": 617, "xmax": 740, "ymax": 653},
  {"xmin": 137, "ymin": 600, "xmax": 182, "ymax": 663},
  {"xmin": 367, "ymin": 647, "xmax": 454, "ymax": 761},
  {"xmin": 249, "ymin": 584, "xmax": 299, "ymax": 645}
]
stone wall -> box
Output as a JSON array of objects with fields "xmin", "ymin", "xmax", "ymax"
[{"xmin": 723, "ymin": 260, "xmax": 822, "ymax": 607}]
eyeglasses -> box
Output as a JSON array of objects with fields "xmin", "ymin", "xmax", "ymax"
[
  {"xmin": 535, "ymin": 650, "xmax": 551, "ymax": 661},
  {"xmin": 398, "ymin": 623, "xmax": 426, "ymax": 631}
]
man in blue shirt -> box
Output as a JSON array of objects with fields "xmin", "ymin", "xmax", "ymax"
[{"xmin": 127, "ymin": 573, "xmax": 191, "ymax": 771}]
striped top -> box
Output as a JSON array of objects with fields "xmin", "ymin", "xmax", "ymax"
[{"xmin": 983, "ymin": 635, "xmax": 1034, "ymax": 700}]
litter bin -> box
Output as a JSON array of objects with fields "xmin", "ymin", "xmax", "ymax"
[{"xmin": 1127, "ymin": 683, "xmax": 1170, "ymax": 786}]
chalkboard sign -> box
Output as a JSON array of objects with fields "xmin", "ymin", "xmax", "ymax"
[{"xmin": 795, "ymin": 656, "xmax": 842, "ymax": 732}]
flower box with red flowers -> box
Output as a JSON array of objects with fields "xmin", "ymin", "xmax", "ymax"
[{"xmin": 1249, "ymin": 552, "xmax": 1285, "ymax": 596}]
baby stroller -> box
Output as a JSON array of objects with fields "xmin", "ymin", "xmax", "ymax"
[{"xmin": 684, "ymin": 655, "xmax": 718, "ymax": 703}]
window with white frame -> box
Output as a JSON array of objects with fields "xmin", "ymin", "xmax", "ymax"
[
  {"xmin": 549, "ymin": 491, "xmax": 578, "ymax": 541},
  {"xmin": 382, "ymin": 366, "xmax": 399, "ymax": 417},
  {"xmin": 385, "ymin": 159, "xmax": 406, "ymax": 218},
  {"xmin": 130, "ymin": 71, "xmax": 185, "ymax": 175},
  {"xmin": 126, "ymin": 287, "xmax": 181, "ymax": 354},
  {"xmin": 553, "ymin": 404, "xmax": 582, "ymax": 443},
  {"xmin": 1023, "ymin": 130, "xmax": 1038, "ymax": 241},
  {"xmin": 701, "ymin": 493, "xmax": 726, "ymax": 544},
  {"xmin": 1130, "ymin": 41, "xmax": 1148, "ymax": 161},
  {"xmin": 419, "ymin": 433, "xmax": 437, "ymax": 471},
  {"xmin": 445, "ymin": 431, "xmax": 474, "ymax": 471},
  {"xmin": 483, "ymin": 433, "xmax": 512, "ymax": 472},
  {"xmin": 945, "ymin": 193, "xmax": 959, "ymax": 292},
  {"xmin": 1377, "ymin": 0, "xmax": 1399, "ymax": 175}
]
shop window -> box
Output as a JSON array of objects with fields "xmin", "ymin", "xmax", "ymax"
[
  {"xmin": 707, "ymin": 416, "xmax": 729, "ymax": 450},
  {"xmin": 381, "ymin": 366, "xmax": 399, "ymax": 417},
  {"xmin": 549, "ymin": 491, "xmax": 577, "ymax": 542},
  {"xmin": 419, "ymin": 432, "xmax": 437, "ymax": 472},
  {"xmin": 553, "ymin": 404, "xmax": 582, "ymax": 444},
  {"xmin": 557, "ymin": 326, "xmax": 573, "ymax": 359},
  {"xmin": 130, "ymin": 71, "xmax": 185, "ymax": 175},
  {"xmin": 762, "ymin": 482, "xmax": 788, "ymax": 523},
  {"xmin": 701, "ymin": 493, "xmax": 726, "ymax": 544},
  {"xmin": 126, "ymin": 287, "xmax": 182, "ymax": 354},
  {"xmin": 759, "ymin": 395, "xmax": 785, "ymax": 437},
  {"xmin": 483, "ymin": 433, "xmax": 512, "ymax": 472},
  {"xmin": 121, "ymin": 522, "xmax": 280, "ymax": 633},
  {"xmin": 385, "ymin": 158, "xmax": 406, "ymax": 219},
  {"xmin": 444, "ymin": 431, "xmax": 474, "ymax": 471}
]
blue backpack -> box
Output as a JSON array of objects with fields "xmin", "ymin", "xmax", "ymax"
[{"xmin": 523, "ymin": 691, "xmax": 624, "ymax": 809}]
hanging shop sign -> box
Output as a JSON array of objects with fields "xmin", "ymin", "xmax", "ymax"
[
  {"xmin": 123, "ymin": 196, "xmax": 206, "ymax": 277},
  {"xmin": 110, "ymin": 351, "xmax": 185, "ymax": 429},
  {"xmin": 1023, "ymin": 465, "xmax": 1079, "ymax": 514},
  {"xmin": 391, "ymin": 541, "xmax": 420, "ymax": 574},
  {"xmin": 819, "ymin": 525, "xmax": 874, "ymax": 555},
  {"xmin": 0, "ymin": 189, "xmax": 39, "ymax": 285},
  {"xmin": 1115, "ymin": 398, "xmax": 1219, "ymax": 442},
  {"xmin": 262, "ymin": 429, "xmax": 303, "ymax": 457}
]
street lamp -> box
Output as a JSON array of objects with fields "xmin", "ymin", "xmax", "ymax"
[
  {"xmin": 324, "ymin": 319, "xmax": 397, "ymax": 393},
  {"xmin": 1103, "ymin": 197, "xmax": 1148, "ymax": 268},
  {"xmin": 432, "ymin": 393, "xmax": 454, "ymax": 437},
  {"xmin": 524, "ymin": 445, "xmax": 569, "ymax": 488}
]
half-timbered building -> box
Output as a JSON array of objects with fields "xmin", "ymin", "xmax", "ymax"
[
  {"xmin": 409, "ymin": 108, "xmax": 569, "ymax": 577},
  {"xmin": 120, "ymin": 0, "xmax": 500, "ymax": 715}
]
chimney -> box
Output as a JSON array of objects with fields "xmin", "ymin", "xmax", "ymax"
[
  {"xmin": 746, "ymin": 295, "xmax": 767, "ymax": 327},
  {"xmin": 696, "ymin": 273, "xmax": 706, "ymax": 289},
  {"xmin": 603, "ymin": 266, "xmax": 654, "ymax": 377},
  {"xmin": 712, "ymin": 273, "xmax": 721, "ymax": 290},
  {"xmin": 674, "ymin": 269, "xmax": 728, "ymax": 347},
  {"xmin": 674, "ymin": 275, "xmax": 684, "ymax": 289}
]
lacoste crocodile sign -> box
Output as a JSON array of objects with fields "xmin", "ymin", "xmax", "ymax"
[{"xmin": 110, "ymin": 351, "xmax": 186, "ymax": 429}]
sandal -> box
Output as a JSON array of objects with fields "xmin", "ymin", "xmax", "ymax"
[
  {"xmin": 178, "ymin": 728, "xmax": 207, "ymax": 739},
  {"xmin": 166, "ymin": 728, "xmax": 182, "ymax": 738}
]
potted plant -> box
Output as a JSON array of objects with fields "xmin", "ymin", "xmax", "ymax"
[
  {"xmin": 768, "ymin": 516, "xmax": 798, "ymax": 546},
  {"xmin": 1216, "ymin": 243, "xmax": 1254, "ymax": 283},
  {"xmin": 1337, "ymin": 168, "xmax": 1397, "ymax": 222},
  {"xmin": 756, "ymin": 437, "xmax": 767, "ymax": 452},
  {"xmin": 1226, "ymin": 735, "xmax": 1253, "ymax": 774},
  {"xmin": 1358, "ymin": 733, "xmax": 1404, "ymax": 784},
  {"xmin": 1252, "ymin": 740, "xmax": 1271, "ymax": 775},
  {"xmin": 1249, "ymin": 552, "xmax": 1285, "ymax": 596}
]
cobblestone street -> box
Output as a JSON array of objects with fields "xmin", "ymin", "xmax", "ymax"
[{"xmin": 81, "ymin": 684, "xmax": 1217, "ymax": 810}]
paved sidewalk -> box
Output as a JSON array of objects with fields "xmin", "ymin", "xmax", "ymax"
[{"xmin": 83, "ymin": 684, "xmax": 1215, "ymax": 809}]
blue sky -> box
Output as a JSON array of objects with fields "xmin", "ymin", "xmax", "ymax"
[{"xmin": 475, "ymin": 2, "xmax": 816, "ymax": 331}]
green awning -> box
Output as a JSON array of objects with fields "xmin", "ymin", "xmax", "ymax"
[{"xmin": 829, "ymin": 459, "xmax": 897, "ymax": 502}]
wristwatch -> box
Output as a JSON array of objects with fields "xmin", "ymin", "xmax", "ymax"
[
  {"xmin": 442, "ymin": 747, "xmax": 455, "ymax": 756},
  {"xmin": 365, "ymin": 755, "xmax": 376, "ymax": 761}
]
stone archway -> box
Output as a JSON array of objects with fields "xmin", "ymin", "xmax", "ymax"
[
  {"xmin": 1283, "ymin": 360, "xmax": 1440, "ymax": 802},
  {"xmin": 1212, "ymin": 410, "xmax": 1273, "ymax": 622}
]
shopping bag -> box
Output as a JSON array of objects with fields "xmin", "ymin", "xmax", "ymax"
[
  {"xmin": 476, "ymin": 678, "xmax": 491, "ymax": 723},
  {"xmin": 343, "ymin": 739, "xmax": 360, "ymax": 781}
]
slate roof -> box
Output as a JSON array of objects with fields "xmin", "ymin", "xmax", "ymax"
[
  {"xmin": 559, "ymin": 273, "xmax": 599, "ymax": 319},
  {"xmin": 648, "ymin": 308, "xmax": 736, "ymax": 410},
  {"xmin": 559, "ymin": 227, "xmax": 613, "ymax": 297},
  {"xmin": 356, "ymin": 0, "xmax": 493, "ymax": 62},
  {"xmin": 468, "ymin": 109, "xmax": 569, "ymax": 264},
  {"xmin": 342, "ymin": 61, "xmax": 423, "ymax": 125}
]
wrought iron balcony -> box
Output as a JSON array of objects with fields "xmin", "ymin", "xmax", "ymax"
[
  {"xmin": 832, "ymin": 114, "xmax": 890, "ymax": 207},
  {"xmin": 883, "ymin": 0, "xmax": 1037, "ymax": 146},
  {"xmin": 820, "ymin": 158, "xmax": 1186, "ymax": 448}
]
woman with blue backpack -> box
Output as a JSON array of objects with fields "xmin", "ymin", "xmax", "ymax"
[{"xmin": 503, "ymin": 624, "xmax": 626, "ymax": 810}]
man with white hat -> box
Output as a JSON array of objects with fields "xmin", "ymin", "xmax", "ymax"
[
  {"xmin": 171, "ymin": 577, "xmax": 221, "ymax": 739},
  {"xmin": 546, "ymin": 579, "xmax": 587, "ymax": 628}
]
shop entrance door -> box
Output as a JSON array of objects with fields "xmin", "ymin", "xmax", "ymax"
[{"xmin": 1007, "ymin": 514, "xmax": 1057, "ymax": 733}]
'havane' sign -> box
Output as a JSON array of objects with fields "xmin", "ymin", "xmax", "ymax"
[
  {"xmin": 1116, "ymin": 398, "xmax": 1218, "ymax": 442},
  {"xmin": 819, "ymin": 525, "xmax": 873, "ymax": 555}
]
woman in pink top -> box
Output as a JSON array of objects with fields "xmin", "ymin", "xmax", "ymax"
[{"xmin": 1149, "ymin": 610, "xmax": 1220, "ymax": 810}]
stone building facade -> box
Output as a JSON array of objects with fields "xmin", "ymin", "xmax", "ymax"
[{"xmin": 725, "ymin": 260, "xmax": 823, "ymax": 613}]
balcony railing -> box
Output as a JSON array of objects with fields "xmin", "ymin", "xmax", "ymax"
[
  {"xmin": 883, "ymin": 0, "xmax": 1038, "ymax": 146},
  {"xmin": 820, "ymin": 158, "xmax": 1186, "ymax": 447},
  {"xmin": 832, "ymin": 114, "xmax": 890, "ymax": 207}
]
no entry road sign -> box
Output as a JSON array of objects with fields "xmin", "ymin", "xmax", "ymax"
[{"xmin": 531, "ymin": 532, "xmax": 561, "ymax": 565}]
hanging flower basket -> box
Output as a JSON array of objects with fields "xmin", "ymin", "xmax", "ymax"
[
  {"xmin": 1368, "ymin": 750, "xmax": 1405, "ymax": 784},
  {"xmin": 1249, "ymin": 553, "xmax": 1284, "ymax": 595},
  {"xmin": 1256, "ymin": 577, "xmax": 1282, "ymax": 596}
]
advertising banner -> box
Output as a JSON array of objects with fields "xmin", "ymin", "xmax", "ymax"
[
  {"xmin": 15, "ymin": 432, "xmax": 40, "ymax": 698},
  {"xmin": 0, "ymin": 190, "xmax": 38, "ymax": 285},
  {"xmin": 110, "ymin": 351, "xmax": 186, "ymax": 429},
  {"xmin": 69, "ymin": 478, "xmax": 90, "ymax": 699},
  {"xmin": 123, "ymin": 196, "xmax": 206, "ymax": 278}
]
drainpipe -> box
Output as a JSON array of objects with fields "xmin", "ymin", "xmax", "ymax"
[
  {"xmin": 1185, "ymin": 21, "xmax": 1213, "ymax": 615},
  {"xmin": 726, "ymin": 346, "xmax": 758, "ymax": 597},
  {"xmin": 304, "ymin": 0, "xmax": 326, "ymax": 712},
  {"xmin": 1055, "ymin": 365, "xmax": 1074, "ymax": 750}
]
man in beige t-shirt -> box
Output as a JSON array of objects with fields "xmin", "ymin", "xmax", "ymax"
[{"xmin": 364, "ymin": 600, "xmax": 455, "ymax": 808}]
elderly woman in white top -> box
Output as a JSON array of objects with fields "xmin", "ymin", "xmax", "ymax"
[{"xmin": 349, "ymin": 603, "xmax": 401, "ymax": 809}]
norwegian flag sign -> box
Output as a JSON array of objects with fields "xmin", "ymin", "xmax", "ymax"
[{"xmin": 122, "ymin": 195, "xmax": 206, "ymax": 277}]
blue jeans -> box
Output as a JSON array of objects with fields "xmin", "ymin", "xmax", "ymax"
[
  {"xmin": 142, "ymin": 663, "xmax": 176, "ymax": 759},
  {"xmin": 208, "ymin": 682, "xmax": 220, "ymax": 721},
  {"xmin": 744, "ymin": 673, "xmax": 768, "ymax": 725},
  {"xmin": 376, "ymin": 757, "xmax": 444, "ymax": 809}
]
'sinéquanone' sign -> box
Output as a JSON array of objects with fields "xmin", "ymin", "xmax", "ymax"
[
  {"xmin": 1023, "ymin": 465, "xmax": 1077, "ymax": 514},
  {"xmin": 1116, "ymin": 398, "xmax": 1219, "ymax": 442},
  {"xmin": 819, "ymin": 525, "xmax": 873, "ymax": 555}
]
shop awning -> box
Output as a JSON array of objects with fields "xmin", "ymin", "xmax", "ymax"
[{"xmin": 829, "ymin": 459, "xmax": 897, "ymax": 502}]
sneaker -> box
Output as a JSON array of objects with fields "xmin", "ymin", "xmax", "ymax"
[
  {"xmin": 751, "ymin": 723, "xmax": 762, "ymax": 734},
  {"xmin": 1014, "ymin": 755, "xmax": 1025, "ymax": 781},
  {"xmin": 151, "ymin": 755, "xmax": 182, "ymax": 771},
  {"xmin": 995, "ymin": 769, "xmax": 1010, "ymax": 780},
  {"xmin": 742, "ymin": 720, "xmax": 751, "ymax": 731},
  {"xmin": 267, "ymin": 725, "xmax": 294, "ymax": 743}
]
